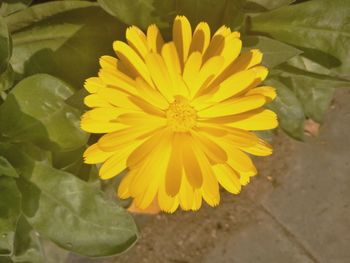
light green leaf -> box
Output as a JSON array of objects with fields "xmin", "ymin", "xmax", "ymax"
[
  {"xmin": 0, "ymin": 0, "xmax": 32, "ymax": 17},
  {"xmin": 0, "ymin": 156, "xmax": 18, "ymax": 178},
  {"xmin": 243, "ymin": 36, "xmax": 302, "ymax": 68},
  {"xmin": 6, "ymin": 1, "xmax": 125, "ymax": 88},
  {"xmin": 0, "ymin": 74, "xmax": 88, "ymax": 151},
  {"xmin": 0, "ymin": 15, "xmax": 11, "ymax": 75},
  {"xmin": 266, "ymin": 78, "xmax": 304, "ymax": 140},
  {"xmin": 250, "ymin": 0, "xmax": 350, "ymax": 80},
  {"xmin": 0, "ymin": 177, "xmax": 21, "ymax": 256}
]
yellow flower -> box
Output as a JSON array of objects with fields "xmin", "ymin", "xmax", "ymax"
[{"xmin": 81, "ymin": 15, "xmax": 278, "ymax": 213}]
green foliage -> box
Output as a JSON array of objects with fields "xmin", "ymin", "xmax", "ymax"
[{"xmin": 0, "ymin": 0, "xmax": 350, "ymax": 261}]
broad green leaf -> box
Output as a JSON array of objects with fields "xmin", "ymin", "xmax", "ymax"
[
  {"xmin": 17, "ymin": 162, "xmax": 138, "ymax": 257},
  {"xmin": 250, "ymin": 0, "xmax": 350, "ymax": 80},
  {"xmin": 243, "ymin": 36, "xmax": 302, "ymax": 68},
  {"xmin": 0, "ymin": 156, "xmax": 18, "ymax": 177},
  {"xmin": 0, "ymin": 0, "xmax": 32, "ymax": 17},
  {"xmin": 0, "ymin": 74, "xmax": 88, "ymax": 151},
  {"xmin": 6, "ymin": 1, "xmax": 125, "ymax": 88},
  {"xmin": 0, "ymin": 15, "xmax": 11, "ymax": 75},
  {"xmin": 0, "ymin": 177, "xmax": 21, "ymax": 256},
  {"xmin": 11, "ymin": 216, "xmax": 43, "ymax": 263},
  {"xmin": 244, "ymin": 0, "xmax": 295, "ymax": 11},
  {"xmin": 98, "ymin": 0, "xmax": 246, "ymax": 31},
  {"xmin": 266, "ymin": 78, "xmax": 304, "ymax": 140},
  {"xmin": 0, "ymin": 145, "xmax": 138, "ymax": 257}
]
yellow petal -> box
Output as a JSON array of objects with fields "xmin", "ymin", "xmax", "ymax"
[
  {"xmin": 191, "ymin": 189, "xmax": 202, "ymax": 211},
  {"xmin": 210, "ymin": 70, "xmax": 257, "ymax": 102},
  {"xmin": 158, "ymin": 183, "xmax": 179, "ymax": 213},
  {"xmin": 99, "ymin": 142, "xmax": 140, "ymax": 179},
  {"xmin": 189, "ymin": 22, "xmax": 210, "ymax": 54},
  {"xmin": 198, "ymin": 95, "xmax": 267, "ymax": 118},
  {"xmin": 179, "ymin": 173, "xmax": 195, "ymax": 211},
  {"xmin": 99, "ymin": 55, "xmax": 117, "ymax": 71},
  {"xmin": 191, "ymin": 55, "xmax": 224, "ymax": 98},
  {"xmin": 220, "ymin": 34, "xmax": 242, "ymax": 69},
  {"xmin": 126, "ymin": 26, "xmax": 148, "ymax": 59},
  {"xmin": 191, "ymin": 131, "xmax": 227, "ymax": 164},
  {"xmin": 166, "ymin": 133, "xmax": 183, "ymax": 196},
  {"xmin": 147, "ymin": 24, "xmax": 164, "ymax": 53},
  {"xmin": 240, "ymin": 138, "xmax": 273, "ymax": 156},
  {"xmin": 84, "ymin": 77, "xmax": 104, "ymax": 93},
  {"xmin": 83, "ymin": 143, "xmax": 115, "ymax": 164},
  {"xmin": 80, "ymin": 116, "xmax": 127, "ymax": 133},
  {"xmin": 181, "ymin": 134, "xmax": 203, "ymax": 189},
  {"xmin": 118, "ymin": 170, "xmax": 137, "ymax": 199},
  {"xmin": 132, "ymin": 132, "xmax": 172, "ymax": 209},
  {"xmin": 202, "ymin": 25, "xmax": 230, "ymax": 62},
  {"xmin": 212, "ymin": 164, "xmax": 241, "ymax": 194},
  {"xmin": 161, "ymin": 42, "xmax": 188, "ymax": 97},
  {"xmin": 227, "ymin": 49, "xmax": 263, "ymax": 74},
  {"xmin": 98, "ymin": 87, "xmax": 140, "ymax": 110},
  {"xmin": 144, "ymin": 53, "xmax": 175, "ymax": 102},
  {"xmin": 98, "ymin": 126, "xmax": 153, "ymax": 151},
  {"xmin": 117, "ymin": 112, "xmax": 166, "ymax": 127},
  {"xmin": 246, "ymin": 86, "xmax": 276, "ymax": 102},
  {"xmin": 84, "ymin": 94, "xmax": 110, "ymax": 108},
  {"xmin": 113, "ymin": 41, "xmax": 153, "ymax": 86},
  {"xmin": 82, "ymin": 107, "xmax": 131, "ymax": 121},
  {"xmin": 98, "ymin": 68, "xmax": 137, "ymax": 94},
  {"xmin": 173, "ymin": 15, "xmax": 192, "ymax": 65},
  {"xmin": 134, "ymin": 77, "xmax": 169, "ymax": 110},
  {"xmin": 224, "ymin": 109, "xmax": 278, "ymax": 130}
]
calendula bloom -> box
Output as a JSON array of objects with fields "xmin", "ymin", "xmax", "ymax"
[{"xmin": 81, "ymin": 15, "xmax": 278, "ymax": 213}]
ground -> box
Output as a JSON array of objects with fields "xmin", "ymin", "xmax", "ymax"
[{"xmin": 63, "ymin": 89, "xmax": 350, "ymax": 263}]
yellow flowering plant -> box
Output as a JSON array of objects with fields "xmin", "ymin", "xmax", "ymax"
[{"xmin": 0, "ymin": 0, "xmax": 349, "ymax": 260}]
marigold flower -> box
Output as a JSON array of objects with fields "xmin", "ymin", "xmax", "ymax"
[{"xmin": 81, "ymin": 15, "xmax": 278, "ymax": 213}]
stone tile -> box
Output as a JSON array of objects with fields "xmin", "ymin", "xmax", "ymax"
[
  {"xmin": 261, "ymin": 90, "xmax": 350, "ymax": 263},
  {"xmin": 203, "ymin": 207, "xmax": 314, "ymax": 263}
]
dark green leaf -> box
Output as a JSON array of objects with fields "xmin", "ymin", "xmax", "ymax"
[
  {"xmin": 0, "ymin": 63, "xmax": 15, "ymax": 92},
  {"xmin": 266, "ymin": 78, "xmax": 304, "ymax": 139},
  {"xmin": 0, "ymin": 145, "xmax": 138, "ymax": 257},
  {"xmin": 6, "ymin": 1, "xmax": 125, "ymax": 88},
  {"xmin": 0, "ymin": 156, "xmax": 18, "ymax": 177},
  {"xmin": 0, "ymin": 15, "xmax": 11, "ymax": 75},
  {"xmin": 243, "ymin": 36, "xmax": 302, "ymax": 68},
  {"xmin": 250, "ymin": 0, "xmax": 350, "ymax": 80},
  {"xmin": 98, "ymin": 0, "xmax": 246, "ymax": 31},
  {"xmin": 0, "ymin": 177, "xmax": 21, "ymax": 256},
  {"xmin": 11, "ymin": 216, "xmax": 43, "ymax": 263},
  {"xmin": 244, "ymin": 0, "xmax": 295, "ymax": 11},
  {"xmin": 0, "ymin": 0, "xmax": 33, "ymax": 17},
  {"xmin": 0, "ymin": 74, "xmax": 88, "ymax": 151}
]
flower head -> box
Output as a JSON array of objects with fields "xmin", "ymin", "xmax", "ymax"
[{"xmin": 81, "ymin": 16, "xmax": 278, "ymax": 213}]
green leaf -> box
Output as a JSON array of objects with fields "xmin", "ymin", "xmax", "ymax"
[
  {"xmin": 11, "ymin": 216, "xmax": 43, "ymax": 263},
  {"xmin": 18, "ymin": 162, "xmax": 138, "ymax": 257},
  {"xmin": 244, "ymin": 0, "xmax": 295, "ymax": 11},
  {"xmin": 98, "ymin": 0, "xmax": 246, "ymax": 31},
  {"xmin": 266, "ymin": 78, "xmax": 304, "ymax": 140},
  {"xmin": 0, "ymin": 156, "xmax": 18, "ymax": 178},
  {"xmin": 250, "ymin": 0, "xmax": 350, "ymax": 80},
  {"xmin": 0, "ymin": 145, "xmax": 138, "ymax": 257},
  {"xmin": 243, "ymin": 36, "xmax": 302, "ymax": 68},
  {"xmin": 0, "ymin": 74, "xmax": 88, "ymax": 151},
  {"xmin": 0, "ymin": 0, "xmax": 33, "ymax": 17},
  {"xmin": 0, "ymin": 176, "xmax": 21, "ymax": 256},
  {"xmin": 0, "ymin": 63, "xmax": 15, "ymax": 92},
  {"xmin": 0, "ymin": 15, "xmax": 11, "ymax": 75},
  {"xmin": 6, "ymin": 1, "xmax": 125, "ymax": 88}
]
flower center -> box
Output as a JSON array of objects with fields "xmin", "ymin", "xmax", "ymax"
[{"xmin": 166, "ymin": 96, "xmax": 197, "ymax": 132}]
